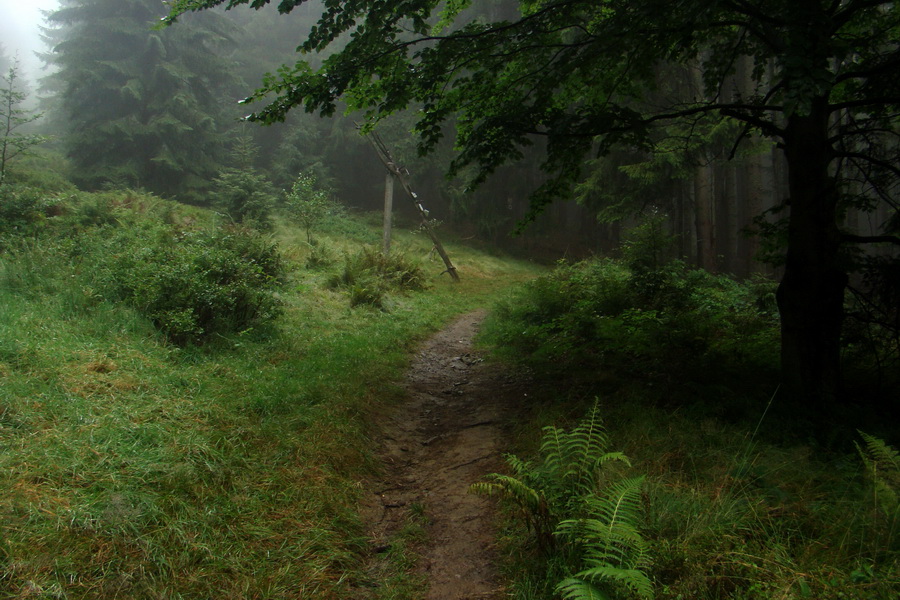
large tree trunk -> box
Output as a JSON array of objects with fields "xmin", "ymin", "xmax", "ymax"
[{"xmin": 777, "ymin": 100, "xmax": 847, "ymax": 410}]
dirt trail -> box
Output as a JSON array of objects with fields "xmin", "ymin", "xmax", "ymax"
[{"xmin": 361, "ymin": 310, "xmax": 526, "ymax": 599}]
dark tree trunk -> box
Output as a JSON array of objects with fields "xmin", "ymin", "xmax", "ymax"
[{"xmin": 777, "ymin": 99, "xmax": 847, "ymax": 410}]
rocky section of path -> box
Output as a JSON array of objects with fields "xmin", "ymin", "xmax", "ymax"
[{"xmin": 361, "ymin": 310, "xmax": 526, "ymax": 600}]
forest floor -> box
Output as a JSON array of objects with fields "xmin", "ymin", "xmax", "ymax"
[{"xmin": 358, "ymin": 310, "xmax": 527, "ymax": 600}]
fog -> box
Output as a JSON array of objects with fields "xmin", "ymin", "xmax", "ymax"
[{"xmin": 0, "ymin": 0, "xmax": 59, "ymax": 80}]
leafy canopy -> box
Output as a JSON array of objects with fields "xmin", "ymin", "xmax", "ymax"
[{"xmin": 164, "ymin": 0, "xmax": 900, "ymax": 215}]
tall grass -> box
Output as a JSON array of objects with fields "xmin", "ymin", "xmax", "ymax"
[{"xmin": 0, "ymin": 189, "xmax": 541, "ymax": 599}]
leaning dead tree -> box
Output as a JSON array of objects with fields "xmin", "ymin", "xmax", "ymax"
[{"xmin": 361, "ymin": 125, "xmax": 460, "ymax": 282}]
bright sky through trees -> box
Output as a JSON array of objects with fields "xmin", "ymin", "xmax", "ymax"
[{"xmin": 0, "ymin": 0, "xmax": 60, "ymax": 79}]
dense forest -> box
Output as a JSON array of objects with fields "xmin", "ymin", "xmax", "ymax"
[{"xmin": 1, "ymin": 0, "xmax": 898, "ymax": 599}]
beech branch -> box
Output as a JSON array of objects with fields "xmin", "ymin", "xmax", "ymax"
[{"xmin": 842, "ymin": 233, "xmax": 900, "ymax": 246}]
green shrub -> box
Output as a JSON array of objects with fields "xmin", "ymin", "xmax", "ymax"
[
  {"xmin": 483, "ymin": 257, "xmax": 779, "ymax": 386},
  {"xmin": 0, "ymin": 184, "xmax": 64, "ymax": 243},
  {"xmin": 93, "ymin": 224, "xmax": 284, "ymax": 344},
  {"xmin": 283, "ymin": 172, "xmax": 341, "ymax": 243},
  {"xmin": 213, "ymin": 168, "xmax": 276, "ymax": 229}
]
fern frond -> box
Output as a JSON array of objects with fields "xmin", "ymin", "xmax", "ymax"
[
  {"xmin": 585, "ymin": 477, "xmax": 645, "ymax": 537},
  {"xmin": 556, "ymin": 578, "xmax": 614, "ymax": 600},
  {"xmin": 563, "ymin": 519, "xmax": 647, "ymax": 558},
  {"xmin": 505, "ymin": 454, "xmax": 534, "ymax": 479},
  {"xmin": 569, "ymin": 402, "xmax": 610, "ymax": 479},
  {"xmin": 856, "ymin": 431, "xmax": 900, "ymax": 516},
  {"xmin": 858, "ymin": 431, "xmax": 900, "ymax": 472},
  {"xmin": 572, "ymin": 566, "xmax": 654, "ymax": 600},
  {"xmin": 556, "ymin": 474, "xmax": 649, "ymax": 588},
  {"xmin": 469, "ymin": 474, "xmax": 542, "ymax": 513},
  {"xmin": 599, "ymin": 451, "xmax": 632, "ymax": 467},
  {"xmin": 541, "ymin": 424, "xmax": 567, "ymax": 475}
]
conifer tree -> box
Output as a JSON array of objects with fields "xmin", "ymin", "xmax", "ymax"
[
  {"xmin": 0, "ymin": 45, "xmax": 10, "ymax": 75},
  {"xmin": 44, "ymin": 0, "xmax": 239, "ymax": 199},
  {"xmin": 0, "ymin": 57, "xmax": 46, "ymax": 184}
]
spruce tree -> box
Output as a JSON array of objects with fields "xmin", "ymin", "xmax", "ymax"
[{"xmin": 45, "ymin": 0, "xmax": 239, "ymax": 199}]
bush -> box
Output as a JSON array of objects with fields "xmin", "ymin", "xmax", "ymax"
[
  {"xmin": 0, "ymin": 184, "xmax": 64, "ymax": 244},
  {"xmin": 93, "ymin": 224, "xmax": 284, "ymax": 345},
  {"xmin": 213, "ymin": 169, "xmax": 276, "ymax": 229},
  {"xmin": 483, "ymin": 256, "xmax": 779, "ymax": 388},
  {"xmin": 282, "ymin": 172, "xmax": 343, "ymax": 243}
]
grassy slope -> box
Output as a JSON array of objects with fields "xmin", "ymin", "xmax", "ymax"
[{"xmin": 0, "ymin": 200, "xmax": 541, "ymax": 599}]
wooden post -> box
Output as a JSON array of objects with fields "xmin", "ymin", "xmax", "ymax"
[
  {"xmin": 383, "ymin": 172, "xmax": 394, "ymax": 255},
  {"xmin": 359, "ymin": 124, "xmax": 460, "ymax": 281}
]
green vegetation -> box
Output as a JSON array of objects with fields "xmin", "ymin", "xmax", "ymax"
[
  {"xmin": 166, "ymin": 0, "xmax": 900, "ymax": 415},
  {"xmin": 472, "ymin": 405, "xmax": 651, "ymax": 600},
  {"xmin": 90, "ymin": 220, "xmax": 285, "ymax": 345},
  {"xmin": 283, "ymin": 172, "xmax": 341, "ymax": 244},
  {"xmin": 45, "ymin": 0, "xmax": 237, "ymax": 198},
  {"xmin": 483, "ymin": 223, "xmax": 781, "ymax": 409},
  {"xmin": 7, "ymin": 2, "xmax": 897, "ymax": 597},
  {"xmin": 0, "ymin": 184, "xmax": 540, "ymax": 598},
  {"xmin": 328, "ymin": 246, "xmax": 429, "ymax": 309},
  {"xmin": 477, "ymin": 246, "xmax": 899, "ymax": 599}
]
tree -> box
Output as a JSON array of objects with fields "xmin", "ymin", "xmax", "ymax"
[
  {"xmin": 212, "ymin": 134, "xmax": 276, "ymax": 227},
  {"xmin": 44, "ymin": 0, "xmax": 239, "ymax": 199},
  {"xmin": 166, "ymin": 0, "xmax": 900, "ymax": 410},
  {"xmin": 0, "ymin": 57, "xmax": 46, "ymax": 184},
  {"xmin": 284, "ymin": 171, "xmax": 335, "ymax": 243}
]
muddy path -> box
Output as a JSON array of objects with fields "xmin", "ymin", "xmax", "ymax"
[{"xmin": 359, "ymin": 310, "xmax": 527, "ymax": 599}]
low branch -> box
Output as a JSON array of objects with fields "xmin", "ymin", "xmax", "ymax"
[
  {"xmin": 831, "ymin": 96, "xmax": 900, "ymax": 112},
  {"xmin": 835, "ymin": 151, "xmax": 900, "ymax": 178},
  {"xmin": 834, "ymin": 0, "xmax": 897, "ymax": 29},
  {"xmin": 842, "ymin": 233, "xmax": 900, "ymax": 246}
]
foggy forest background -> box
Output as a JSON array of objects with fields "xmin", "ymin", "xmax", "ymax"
[
  {"xmin": 1, "ymin": 1, "xmax": 898, "ymax": 599},
  {"xmin": 9, "ymin": 0, "xmax": 894, "ymax": 273}
]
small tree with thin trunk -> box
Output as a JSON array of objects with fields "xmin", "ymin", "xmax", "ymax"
[
  {"xmin": 0, "ymin": 57, "xmax": 45, "ymax": 184},
  {"xmin": 284, "ymin": 172, "xmax": 335, "ymax": 244}
]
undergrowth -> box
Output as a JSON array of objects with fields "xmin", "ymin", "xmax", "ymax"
[
  {"xmin": 482, "ymin": 256, "xmax": 780, "ymax": 411},
  {"xmin": 480, "ymin": 247, "xmax": 899, "ymax": 599},
  {"xmin": 328, "ymin": 245, "xmax": 430, "ymax": 308}
]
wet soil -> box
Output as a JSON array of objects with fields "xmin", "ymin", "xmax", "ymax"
[{"xmin": 360, "ymin": 310, "xmax": 528, "ymax": 599}]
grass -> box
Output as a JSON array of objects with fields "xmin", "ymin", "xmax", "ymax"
[
  {"xmin": 485, "ymin": 388, "xmax": 898, "ymax": 599},
  {"xmin": 479, "ymin": 371, "xmax": 899, "ymax": 600},
  {"xmin": 0, "ymin": 193, "xmax": 541, "ymax": 599}
]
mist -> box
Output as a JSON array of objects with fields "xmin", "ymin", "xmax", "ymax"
[{"xmin": 0, "ymin": 0, "xmax": 59, "ymax": 81}]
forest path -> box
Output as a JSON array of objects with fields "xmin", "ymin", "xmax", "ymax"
[{"xmin": 359, "ymin": 310, "xmax": 526, "ymax": 599}]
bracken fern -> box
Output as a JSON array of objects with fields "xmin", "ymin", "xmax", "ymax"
[
  {"xmin": 471, "ymin": 403, "xmax": 630, "ymax": 549},
  {"xmin": 556, "ymin": 476, "xmax": 652, "ymax": 600},
  {"xmin": 855, "ymin": 431, "xmax": 899, "ymax": 556},
  {"xmin": 471, "ymin": 403, "xmax": 650, "ymax": 599}
]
